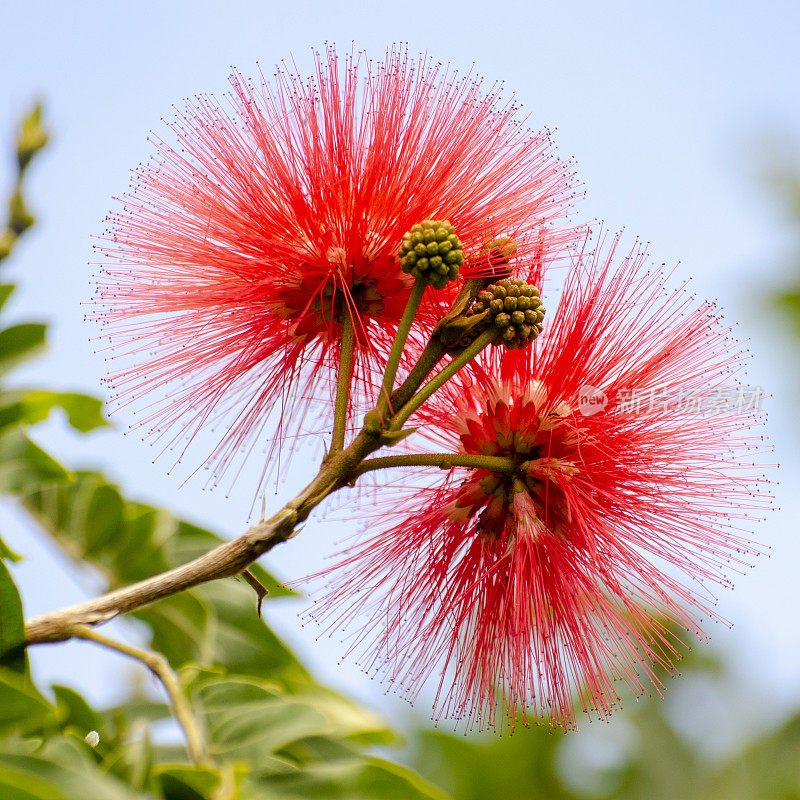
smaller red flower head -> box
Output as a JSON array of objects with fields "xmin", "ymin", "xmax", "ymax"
[
  {"xmin": 310, "ymin": 232, "xmax": 772, "ymax": 730},
  {"xmin": 93, "ymin": 45, "xmax": 577, "ymax": 492}
]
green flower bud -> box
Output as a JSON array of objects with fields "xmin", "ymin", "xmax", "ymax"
[
  {"xmin": 399, "ymin": 220, "xmax": 463, "ymax": 287},
  {"xmin": 465, "ymin": 276, "xmax": 545, "ymax": 350},
  {"xmin": 16, "ymin": 105, "xmax": 48, "ymax": 171}
]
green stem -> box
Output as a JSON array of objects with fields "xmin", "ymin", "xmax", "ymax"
[
  {"xmin": 378, "ymin": 278, "xmax": 427, "ymax": 416},
  {"xmin": 331, "ymin": 305, "xmax": 356, "ymax": 455},
  {"xmin": 384, "ymin": 277, "xmax": 490, "ymax": 417},
  {"xmin": 353, "ymin": 452, "xmax": 515, "ymax": 478},
  {"xmin": 69, "ymin": 624, "xmax": 210, "ymax": 767},
  {"xmin": 390, "ymin": 328, "xmax": 496, "ymax": 431},
  {"xmin": 388, "ymin": 337, "xmax": 446, "ymax": 412}
]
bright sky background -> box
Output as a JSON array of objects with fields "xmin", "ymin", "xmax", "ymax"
[{"xmin": 2, "ymin": 0, "xmax": 800, "ymax": 746}]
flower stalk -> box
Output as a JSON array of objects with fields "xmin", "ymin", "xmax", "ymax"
[
  {"xmin": 353, "ymin": 453, "xmax": 516, "ymax": 478},
  {"xmin": 377, "ymin": 277, "xmax": 427, "ymax": 417},
  {"xmin": 330, "ymin": 302, "xmax": 356, "ymax": 455},
  {"xmin": 389, "ymin": 327, "xmax": 497, "ymax": 430}
]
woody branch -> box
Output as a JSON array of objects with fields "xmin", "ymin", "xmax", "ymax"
[
  {"xmin": 24, "ymin": 280, "xmax": 493, "ymax": 644},
  {"xmin": 24, "ymin": 234, "xmax": 532, "ymax": 648}
]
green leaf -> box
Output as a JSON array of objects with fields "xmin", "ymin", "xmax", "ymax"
[
  {"xmin": 9, "ymin": 190, "xmax": 34, "ymax": 236},
  {"xmin": 189, "ymin": 672, "xmax": 397, "ymax": 780},
  {"xmin": 288, "ymin": 691, "xmax": 395, "ymax": 747},
  {"xmin": 0, "ymin": 560, "xmax": 25, "ymax": 672},
  {"xmin": 614, "ymin": 703, "xmax": 700, "ymax": 800},
  {"xmin": 0, "ymin": 534, "xmax": 23, "ymax": 562},
  {"xmin": 0, "ymin": 766, "xmax": 68, "ymax": 800},
  {"xmin": 156, "ymin": 766, "xmax": 223, "ymax": 800},
  {"xmin": 197, "ymin": 677, "xmax": 331, "ymax": 763},
  {"xmin": 110, "ymin": 503, "xmax": 173, "ymax": 582},
  {"xmin": 251, "ymin": 756, "xmax": 452, "ymax": 800},
  {"xmin": 0, "ymin": 324, "xmax": 46, "ymax": 376},
  {"xmin": 0, "ymin": 667, "xmax": 56, "ymax": 735},
  {"xmin": 53, "ymin": 685, "xmax": 104, "ymax": 739},
  {"xmin": 0, "ymin": 428, "xmax": 70, "ymax": 494},
  {"xmin": 137, "ymin": 591, "xmax": 215, "ymax": 669},
  {"xmin": 0, "ymin": 285, "xmax": 15, "ymax": 314},
  {"xmin": 410, "ymin": 724, "xmax": 570, "ymax": 800},
  {"xmin": 21, "ymin": 472, "xmax": 293, "ymax": 594},
  {"xmin": 0, "ymin": 737, "xmax": 142, "ymax": 800},
  {"xmin": 103, "ymin": 698, "xmax": 172, "ymax": 729},
  {"xmin": 0, "ymin": 391, "xmax": 108, "ymax": 433},
  {"xmin": 173, "ymin": 580, "xmax": 306, "ymax": 681},
  {"xmin": 704, "ymin": 713, "xmax": 800, "ymax": 799},
  {"xmin": 77, "ymin": 481, "xmax": 124, "ymax": 557}
]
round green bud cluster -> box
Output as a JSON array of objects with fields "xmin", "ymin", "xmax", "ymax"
[
  {"xmin": 399, "ymin": 220, "xmax": 464, "ymax": 290},
  {"xmin": 466, "ymin": 277, "xmax": 545, "ymax": 349}
]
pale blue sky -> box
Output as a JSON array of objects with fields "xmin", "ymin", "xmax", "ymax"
[{"xmin": 1, "ymin": 0, "xmax": 799, "ymax": 741}]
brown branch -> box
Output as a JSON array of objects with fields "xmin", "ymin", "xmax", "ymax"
[
  {"xmin": 24, "ymin": 428, "xmax": 381, "ymax": 646},
  {"xmin": 22, "ymin": 271, "xmax": 502, "ymax": 649}
]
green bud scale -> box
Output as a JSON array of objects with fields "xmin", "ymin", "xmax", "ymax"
[
  {"xmin": 465, "ymin": 278, "xmax": 545, "ymax": 349},
  {"xmin": 399, "ymin": 220, "xmax": 464, "ymax": 290},
  {"xmin": 481, "ymin": 236, "xmax": 517, "ymax": 281}
]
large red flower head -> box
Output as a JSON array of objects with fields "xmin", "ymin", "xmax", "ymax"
[
  {"xmin": 94, "ymin": 45, "xmax": 577, "ymax": 492},
  {"xmin": 310, "ymin": 232, "xmax": 772, "ymax": 730}
]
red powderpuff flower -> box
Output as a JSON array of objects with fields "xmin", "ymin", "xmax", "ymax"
[
  {"xmin": 309, "ymin": 232, "xmax": 772, "ymax": 731},
  {"xmin": 93, "ymin": 45, "xmax": 577, "ymax": 492}
]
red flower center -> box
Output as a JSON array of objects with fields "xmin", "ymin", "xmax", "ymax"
[
  {"xmin": 450, "ymin": 387, "xmax": 580, "ymax": 545},
  {"xmin": 267, "ymin": 255, "xmax": 414, "ymax": 340}
]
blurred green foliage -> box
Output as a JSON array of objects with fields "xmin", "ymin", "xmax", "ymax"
[
  {"xmin": 408, "ymin": 653, "xmax": 800, "ymax": 799},
  {"xmin": 771, "ymin": 167, "xmax": 800, "ymax": 341},
  {"xmin": 0, "ymin": 105, "xmax": 798, "ymax": 799}
]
